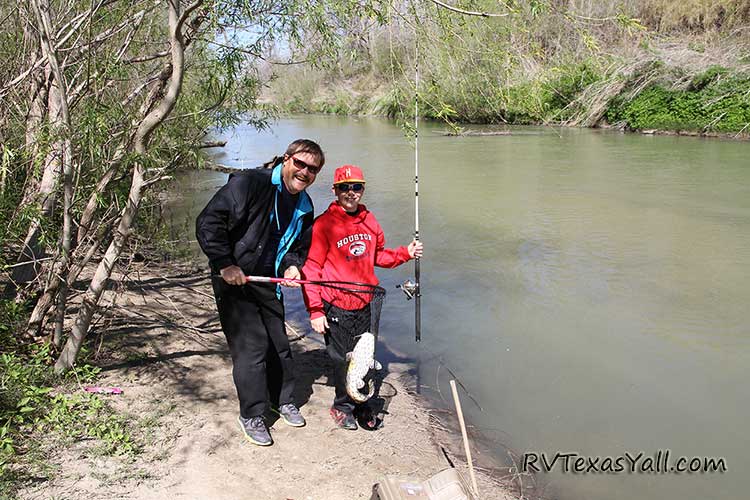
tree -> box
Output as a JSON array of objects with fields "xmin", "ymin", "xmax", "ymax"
[{"xmin": 1, "ymin": 0, "xmax": 396, "ymax": 371}]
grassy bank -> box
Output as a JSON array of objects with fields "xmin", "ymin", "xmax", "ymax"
[
  {"xmin": 264, "ymin": 0, "xmax": 750, "ymax": 136},
  {"xmin": 267, "ymin": 54, "xmax": 750, "ymax": 135}
]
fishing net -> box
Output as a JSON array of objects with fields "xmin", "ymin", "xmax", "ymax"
[
  {"xmin": 314, "ymin": 282, "xmax": 386, "ymax": 353},
  {"xmin": 315, "ymin": 282, "xmax": 387, "ymax": 429}
]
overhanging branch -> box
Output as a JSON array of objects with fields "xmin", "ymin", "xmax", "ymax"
[{"xmin": 427, "ymin": 0, "xmax": 509, "ymax": 17}]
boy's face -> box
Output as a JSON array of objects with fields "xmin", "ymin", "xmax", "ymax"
[{"xmin": 333, "ymin": 182, "xmax": 365, "ymax": 213}]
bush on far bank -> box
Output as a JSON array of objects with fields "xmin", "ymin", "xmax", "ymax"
[{"xmin": 607, "ymin": 67, "xmax": 750, "ymax": 132}]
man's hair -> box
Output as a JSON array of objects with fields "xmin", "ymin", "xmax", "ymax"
[{"xmin": 261, "ymin": 139, "xmax": 325, "ymax": 169}]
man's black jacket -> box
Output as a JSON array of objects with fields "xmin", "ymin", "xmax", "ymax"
[{"xmin": 195, "ymin": 166, "xmax": 314, "ymax": 276}]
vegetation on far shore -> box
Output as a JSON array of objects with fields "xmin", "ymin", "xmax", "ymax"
[{"xmin": 267, "ymin": 1, "xmax": 750, "ymax": 135}]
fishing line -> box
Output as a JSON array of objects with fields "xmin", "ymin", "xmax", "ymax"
[{"xmin": 415, "ymin": 341, "xmax": 485, "ymax": 412}]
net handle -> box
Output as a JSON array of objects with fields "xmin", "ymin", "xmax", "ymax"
[{"xmin": 243, "ymin": 275, "xmax": 385, "ymax": 295}]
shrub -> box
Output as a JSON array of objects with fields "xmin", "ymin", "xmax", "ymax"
[
  {"xmin": 607, "ymin": 70, "xmax": 750, "ymax": 132},
  {"xmin": 0, "ymin": 331, "xmax": 134, "ymax": 496},
  {"xmin": 540, "ymin": 63, "xmax": 602, "ymax": 120}
]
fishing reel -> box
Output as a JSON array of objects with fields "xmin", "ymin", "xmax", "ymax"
[{"xmin": 397, "ymin": 279, "xmax": 418, "ymax": 300}]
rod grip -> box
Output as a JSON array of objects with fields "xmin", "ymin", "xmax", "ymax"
[
  {"xmin": 245, "ymin": 275, "xmax": 280, "ymax": 284},
  {"xmin": 415, "ymin": 257, "xmax": 421, "ymax": 342}
]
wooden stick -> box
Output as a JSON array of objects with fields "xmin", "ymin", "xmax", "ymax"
[{"xmin": 450, "ymin": 379, "xmax": 479, "ymax": 497}]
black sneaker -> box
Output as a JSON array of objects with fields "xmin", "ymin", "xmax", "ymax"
[
  {"xmin": 354, "ymin": 404, "xmax": 383, "ymax": 431},
  {"xmin": 278, "ymin": 403, "xmax": 306, "ymax": 427},
  {"xmin": 330, "ymin": 408, "xmax": 357, "ymax": 430},
  {"xmin": 238, "ymin": 415, "xmax": 273, "ymax": 446}
]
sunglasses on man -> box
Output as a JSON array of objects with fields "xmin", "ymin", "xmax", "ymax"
[
  {"xmin": 335, "ymin": 183, "xmax": 364, "ymax": 193},
  {"xmin": 290, "ymin": 156, "xmax": 322, "ymax": 175}
]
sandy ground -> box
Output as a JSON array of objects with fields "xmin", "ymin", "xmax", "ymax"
[{"xmin": 18, "ymin": 262, "xmax": 518, "ymax": 500}]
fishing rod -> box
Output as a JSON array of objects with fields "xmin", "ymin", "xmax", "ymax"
[
  {"xmin": 394, "ymin": 35, "xmax": 425, "ymax": 341},
  {"xmin": 414, "ymin": 34, "xmax": 422, "ymax": 343}
]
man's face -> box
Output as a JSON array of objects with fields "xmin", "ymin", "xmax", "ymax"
[
  {"xmin": 334, "ymin": 182, "xmax": 365, "ymax": 213},
  {"xmin": 282, "ymin": 152, "xmax": 321, "ymax": 194}
]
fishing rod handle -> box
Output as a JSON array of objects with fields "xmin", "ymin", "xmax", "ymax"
[
  {"xmin": 245, "ymin": 275, "xmax": 302, "ymax": 284},
  {"xmin": 415, "ymin": 257, "xmax": 421, "ymax": 343}
]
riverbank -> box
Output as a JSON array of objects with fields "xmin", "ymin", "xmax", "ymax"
[
  {"xmin": 266, "ymin": 35, "xmax": 750, "ymax": 138},
  {"xmin": 15, "ymin": 259, "xmax": 521, "ymax": 499}
]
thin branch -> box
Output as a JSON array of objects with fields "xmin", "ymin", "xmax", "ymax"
[
  {"xmin": 198, "ymin": 140, "xmax": 226, "ymax": 148},
  {"xmin": 59, "ymin": 8, "xmax": 146, "ymax": 54},
  {"xmin": 2, "ymin": 257, "xmax": 54, "ymax": 270},
  {"xmin": 0, "ymin": 0, "xmax": 134, "ymax": 98},
  {"xmin": 0, "ymin": 58, "xmax": 46, "ymax": 98},
  {"xmin": 121, "ymin": 73, "xmax": 162, "ymax": 107},
  {"xmin": 142, "ymin": 174, "xmax": 173, "ymax": 188},
  {"xmin": 55, "ymin": 0, "xmax": 106, "ymax": 49},
  {"xmin": 176, "ymin": 0, "xmax": 204, "ymax": 33},
  {"xmin": 427, "ymin": 0, "xmax": 509, "ymax": 17},
  {"xmin": 0, "ymin": 5, "xmax": 19, "ymax": 26},
  {"xmin": 68, "ymin": 9, "xmax": 146, "ymax": 104},
  {"xmin": 569, "ymin": 14, "xmax": 620, "ymax": 22},
  {"xmin": 204, "ymin": 38, "xmax": 311, "ymax": 65},
  {"xmin": 126, "ymin": 50, "xmax": 169, "ymax": 63}
]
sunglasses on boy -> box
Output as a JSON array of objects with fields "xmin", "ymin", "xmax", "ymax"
[
  {"xmin": 290, "ymin": 156, "xmax": 322, "ymax": 175},
  {"xmin": 335, "ymin": 182, "xmax": 364, "ymax": 193}
]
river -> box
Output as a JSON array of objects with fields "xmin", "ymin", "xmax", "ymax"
[{"xmin": 168, "ymin": 115, "xmax": 749, "ymax": 500}]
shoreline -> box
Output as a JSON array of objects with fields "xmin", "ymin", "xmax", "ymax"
[{"xmin": 18, "ymin": 259, "xmax": 522, "ymax": 499}]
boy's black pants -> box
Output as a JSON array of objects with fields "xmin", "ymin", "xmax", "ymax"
[
  {"xmin": 323, "ymin": 300, "xmax": 371, "ymax": 414},
  {"xmin": 212, "ymin": 278, "xmax": 295, "ymax": 419}
]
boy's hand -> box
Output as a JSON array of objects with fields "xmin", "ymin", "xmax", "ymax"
[
  {"xmin": 311, "ymin": 316, "xmax": 329, "ymax": 334},
  {"xmin": 408, "ymin": 239, "xmax": 423, "ymax": 259},
  {"xmin": 220, "ymin": 265, "xmax": 246, "ymax": 286},
  {"xmin": 281, "ymin": 266, "xmax": 301, "ymax": 287}
]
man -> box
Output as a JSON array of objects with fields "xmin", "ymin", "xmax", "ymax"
[
  {"xmin": 196, "ymin": 139, "xmax": 324, "ymax": 446},
  {"xmin": 301, "ymin": 165, "xmax": 423, "ymax": 430}
]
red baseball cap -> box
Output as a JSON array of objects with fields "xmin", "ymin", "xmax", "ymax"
[{"xmin": 333, "ymin": 165, "xmax": 366, "ymax": 185}]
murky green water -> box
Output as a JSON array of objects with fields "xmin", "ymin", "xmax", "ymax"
[{"xmin": 170, "ymin": 116, "xmax": 749, "ymax": 500}]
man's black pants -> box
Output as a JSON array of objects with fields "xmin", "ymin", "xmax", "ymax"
[{"xmin": 212, "ymin": 278, "xmax": 295, "ymax": 419}]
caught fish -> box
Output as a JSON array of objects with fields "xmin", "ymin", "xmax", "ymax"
[{"xmin": 346, "ymin": 332, "xmax": 382, "ymax": 403}]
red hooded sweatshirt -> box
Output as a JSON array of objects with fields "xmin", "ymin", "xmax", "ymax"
[{"xmin": 302, "ymin": 201, "xmax": 411, "ymax": 319}]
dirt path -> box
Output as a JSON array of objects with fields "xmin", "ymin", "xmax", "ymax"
[{"xmin": 19, "ymin": 263, "xmax": 515, "ymax": 500}]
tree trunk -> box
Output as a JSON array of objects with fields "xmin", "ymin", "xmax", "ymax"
[
  {"xmin": 12, "ymin": 65, "xmax": 60, "ymax": 286},
  {"xmin": 55, "ymin": 0, "xmax": 200, "ymax": 372},
  {"xmin": 8, "ymin": 67, "xmax": 47, "ymax": 287},
  {"xmin": 76, "ymin": 160, "xmax": 120, "ymax": 245},
  {"xmin": 23, "ymin": 68, "xmax": 48, "ymax": 170},
  {"xmin": 32, "ymin": 0, "xmax": 73, "ymax": 343},
  {"xmin": 25, "ymin": 224, "xmax": 107, "ymax": 339},
  {"xmin": 27, "ymin": 3, "xmax": 207, "ymax": 338}
]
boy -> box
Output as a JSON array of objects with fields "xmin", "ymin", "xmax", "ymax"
[{"xmin": 301, "ymin": 165, "xmax": 423, "ymax": 429}]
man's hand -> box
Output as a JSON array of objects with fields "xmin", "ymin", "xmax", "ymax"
[
  {"xmin": 281, "ymin": 266, "xmax": 301, "ymax": 287},
  {"xmin": 220, "ymin": 265, "xmax": 246, "ymax": 286},
  {"xmin": 310, "ymin": 316, "xmax": 329, "ymax": 334},
  {"xmin": 408, "ymin": 239, "xmax": 424, "ymax": 259}
]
